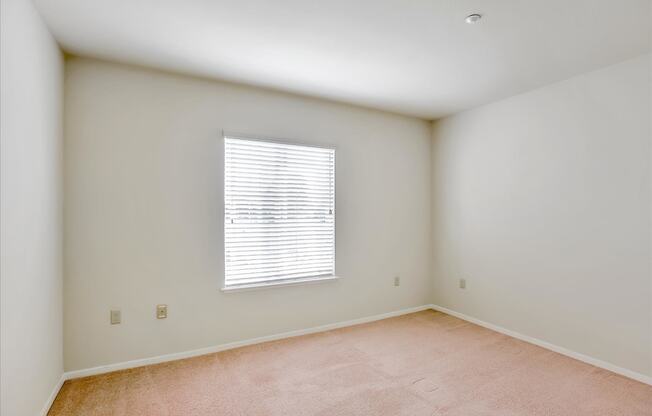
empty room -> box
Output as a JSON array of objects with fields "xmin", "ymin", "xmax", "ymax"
[{"xmin": 1, "ymin": 0, "xmax": 651, "ymax": 415}]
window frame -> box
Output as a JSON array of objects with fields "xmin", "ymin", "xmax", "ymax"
[{"xmin": 221, "ymin": 132, "xmax": 338, "ymax": 292}]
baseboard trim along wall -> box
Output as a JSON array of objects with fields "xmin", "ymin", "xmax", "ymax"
[
  {"xmin": 61, "ymin": 304, "xmax": 652, "ymax": 387},
  {"xmin": 63, "ymin": 304, "xmax": 433, "ymax": 380},
  {"xmin": 430, "ymin": 304, "xmax": 652, "ymax": 386},
  {"xmin": 40, "ymin": 374, "xmax": 66, "ymax": 416}
]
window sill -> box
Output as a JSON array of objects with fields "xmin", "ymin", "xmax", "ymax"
[{"xmin": 221, "ymin": 275, "xmax": 340, "ymax": 293}]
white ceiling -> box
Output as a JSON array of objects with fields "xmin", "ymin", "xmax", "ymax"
[{"xmin": 34, "ymin": 0, "xmax": 650, "ymax": 119}]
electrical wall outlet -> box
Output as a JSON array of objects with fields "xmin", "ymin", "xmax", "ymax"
[
  {"xmin": 156, "ymin": 304, "xmax": 168, "ymax": 319},
  {"xmin": 459, "ymin": 278, "xmax": 466, "ymax": 289},
  {"xmin": 394, "ymin": 276, "xmax": 401, "ymax": 287},
  {"xmin": 110, "ymin": 310, "xmax": 121, "ymax": 325}
]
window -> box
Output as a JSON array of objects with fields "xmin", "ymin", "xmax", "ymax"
[{"xmin": 224, "ymin": 135, "xmax": 336, "ymax": 290}]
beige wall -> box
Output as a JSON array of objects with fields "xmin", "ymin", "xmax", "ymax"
[
  {"xmin": 60, "ymin": 45, "xmax": 651, "ymax": 380},
  {"xmin": 63, "ymin": 57, "xmax": 432, "ymax": 371},
  {"xmin": 0, "ymin": 0, "xmax": 64, "ymax": 414},
  {"xmin": 431, "ymin": 54, "xmax": 651, "ymax": 376}
]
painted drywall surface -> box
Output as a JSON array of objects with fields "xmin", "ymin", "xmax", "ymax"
[
  {"xmin": 431, "ymin": 54, "xmax": 652, "ymax": 376},
  {"xmin": 0, "ymin": 0, "xmax": 64, "ymax": 414},
  {"xmin": 63, "ymin": 58, "xmax": 432, "ymax": 371}
]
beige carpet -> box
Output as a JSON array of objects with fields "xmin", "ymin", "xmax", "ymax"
[{"xmin": 49, "ymin": 310, "xmax": 652, "ymax": 415}]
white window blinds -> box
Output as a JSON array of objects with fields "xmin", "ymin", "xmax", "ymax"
[{"xmin": 224, "ymin": 136, "xmax": 335, "ymax": 289}]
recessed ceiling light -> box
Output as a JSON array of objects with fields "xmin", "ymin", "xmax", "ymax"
[{"xmin": 465, "ymin": 14, "xmax": 482, "ymax": 24}]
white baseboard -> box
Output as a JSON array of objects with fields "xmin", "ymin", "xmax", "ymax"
[
  {"xmin": 430, "ymin": 304, "xmax": 652, "ymax": 386},
  {"xmin": 61, "ymin": 303, "xmax": 651, "ymax": 388},
  {"xmin": 40, "ymin": 373, "xmax": 65, "ymax": 416},
  {"xmin": 63, "ymin": 304, "xmax": 432, "ymax": 380}
]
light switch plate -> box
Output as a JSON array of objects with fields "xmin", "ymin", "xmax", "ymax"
[
  {"xmin": 459, "ymin": 278, "xmax": 466, "ymax": 289},
  {"xmin": 110, "ymin": 310, "xmax": 121, "ymax": 325},
  {"xmin": 156, "ymin": 304, "xmax": 167, "ymax": 319}
]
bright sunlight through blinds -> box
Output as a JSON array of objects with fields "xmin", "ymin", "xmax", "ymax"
[{"xmin": 224, "ymin": 136, "xmax": 335, "ymax": 288}]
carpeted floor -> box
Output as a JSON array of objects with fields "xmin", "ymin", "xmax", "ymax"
[{"xmin": 48, "ymin": 310, "xmax": 652, "ymax": 415}]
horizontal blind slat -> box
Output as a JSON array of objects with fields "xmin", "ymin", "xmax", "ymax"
[
  {"xmin": 226, "ymin": 260, "xmax": 334, "ymax": 274},
  {"xmin": 226, "ymin": 225, "xmax": 333, "ymax": 232},
  {"xmin": 225, "ymin": 167, "xmax": 333, "ymax": 180},
  {"xmin": 226, "ymin": 139, "xmax": 333, "ymax": 156},
  {"xmin": 225, "ymin": 245, "xmax": 334, "ymax": 257},
  {"xmin": 226, "ymin": 250, "xmax": 333, "ymax": 262},
  {"xmin": 226, "ymin": 175, "xmax": 332, "ymax": 185},
  {"xmin": 226, "ymin": 219, "xmax": 334, "ymax": 225},
  {"xmin": 226, "ymin": 155, "xmax": 333, "ymax": 169},
  {"xmin": 226, "ymin": 267, "xmax": 335, "ymax": 282},
  {"xmin": 226, "ymin": 242, "xmax": 334, "ymax": 252},
  {"xmin": 226, "ymin": 273, "xmax": 334, "ymax": 286},
  {"xmin": 226, "ymin": 230, "xmax": 334, "ymax": 238}
]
